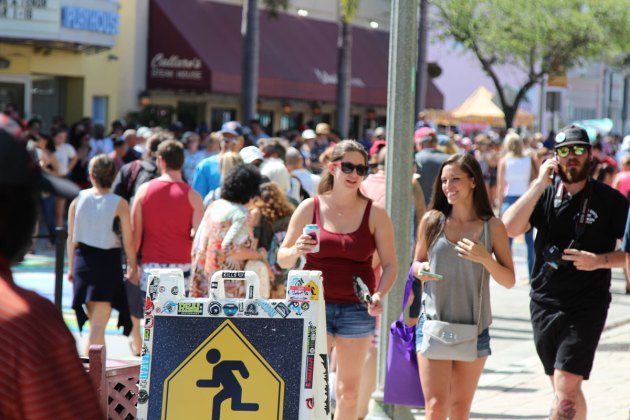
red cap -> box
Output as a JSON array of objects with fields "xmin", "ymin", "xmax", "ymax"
[
  {"xmin": 414, "ymin": 127, "xmax": 436, "ymax": 144},
  {"xmin": 369, "ymin": 139, "xmax": 387, "ymax": 156}
]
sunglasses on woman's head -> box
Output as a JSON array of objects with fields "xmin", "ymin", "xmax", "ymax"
[
  {"xmin": 556, "ymin": 145, "xmax": 587, "ymax": 158},
  {"xmin": 335, "ymin": 161, "xmax": 368, "ymax": 176}
]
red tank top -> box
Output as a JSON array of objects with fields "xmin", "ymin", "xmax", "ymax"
[
  {"xmin": 141, "ymin": 179, "xmax": 193, "ymax": 264},
  {"xmin": 304, "ymin": 196, "xmax": 376, "ymax": 303}
]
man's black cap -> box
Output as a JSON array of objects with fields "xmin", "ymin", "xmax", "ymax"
[{"xmin": 554, "ymin": 124, "xmax": 591, "ymax": 148}]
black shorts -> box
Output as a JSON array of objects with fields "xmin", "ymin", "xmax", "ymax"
[{"xmin": 530, "ymin": 300, "xmax": 607, "ymax": 380}]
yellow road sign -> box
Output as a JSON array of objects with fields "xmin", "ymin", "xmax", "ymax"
[{"xmin": 162, "ymin": 320, "xmax": 284, "ymax": 419}]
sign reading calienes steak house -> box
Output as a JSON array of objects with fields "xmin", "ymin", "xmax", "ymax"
[
  {"xmin": 150, "ymin": 53, "xmax": 204, "ymax": 81},
  {"xmin": 147, "ymin": 50, "xmax": 211, "ymax": 91}
]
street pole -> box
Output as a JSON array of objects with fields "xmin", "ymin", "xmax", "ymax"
[
  {"xmin": 54, "ymin": 227, "xmax": 67, "ymax": 311},
  {"xmin": 537, "ymin": 77, "xmax": 545, "ymax": 133},
  {"xmin": 367, "ymin": 0, "xmax": 417, "ymax": 418},
  {"xmin": 241, "ymin": 0, "xmax": 259, "ymax": 122},
  {"xmin": 415, "ymin": 0, "xmax": 429, "ymax": 117}
]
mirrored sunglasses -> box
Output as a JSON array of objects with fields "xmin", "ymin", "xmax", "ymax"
[{"xmin": 556, "ymin": 145, "xmax": 587, "ymax": 158}]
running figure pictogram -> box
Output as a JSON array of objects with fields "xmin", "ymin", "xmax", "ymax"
[{"xmin": 196, "ymin": 348, "xmax": 259, "ymax": 419}]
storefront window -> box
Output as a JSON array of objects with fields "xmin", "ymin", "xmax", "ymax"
[
  {"xmin": 310, "ymin": 113, "xmax": 331, "ymax": 126},
  {"xmin": 211, "ymin": 108, "xmax": 237, "ymax": 132},
  {"xmin": 177, "ymin": 101, "xmax": 206, "ymax": 132},
  {"xmin": 257, "ymin": 110, "xmax": 273, "ymax": 135},
  {"xmin": 92, "ymin": 96, "xmax": 108, "ymax": 126},
  {"xmin": 280, "ymin": 112, "xmax": 303, "ymax": 131},
  {"xmin": 0, "ymin": 82, "xmax": 25, "ymax": 117},
  {"xmin": 31, "ymin": 77, "xmax": 64, "ymax": 131},
  {"xmin": 349, "ymin": 115, "xmax": 360, "ymax": 140}
]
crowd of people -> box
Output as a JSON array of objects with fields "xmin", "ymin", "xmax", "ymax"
[{"xmin": 5, "ymin": 100, "xmax": 630, "ymax": 419}]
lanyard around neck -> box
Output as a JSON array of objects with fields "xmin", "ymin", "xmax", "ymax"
[{"xmin": 553, "ymin": 179, "xmax": 592, "ymax": 240}]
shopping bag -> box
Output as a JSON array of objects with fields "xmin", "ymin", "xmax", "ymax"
[{"xmin": 383, "ymin": 266, "xmax": 425, "ymax": 407}]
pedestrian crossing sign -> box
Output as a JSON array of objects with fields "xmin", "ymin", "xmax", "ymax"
[
  {"xmin": 162, "ymin": 319, "xmax": 284, "ymax": 419},
  {"xmin": 136, "ymin": 269, "xmax": 330, "ymax": 420}
]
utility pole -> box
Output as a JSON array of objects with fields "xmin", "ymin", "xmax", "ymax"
[
  {"xmin": 415, "ymin": 0, "xmax": 429, "ymax": 117},
  {"xmin": 367, "ymin": 0, "xmax": 417, "ymax": 418},
  {"xmin": 241, "ymin": 0, "xmax": 259, "ymax": 123}
]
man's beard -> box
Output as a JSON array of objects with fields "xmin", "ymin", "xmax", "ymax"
[{"xmin": 558, "ymin": 159, "xmax": 590, "ymax": 184}]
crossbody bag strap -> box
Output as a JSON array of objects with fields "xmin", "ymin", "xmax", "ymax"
[{"xmin": 476, "ymin": 219, "xmax": 490, "ymax": 328}]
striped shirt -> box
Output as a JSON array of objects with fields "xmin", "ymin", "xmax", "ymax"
[{"xmin": 0, "ymin": 258, "xmax": 103, "ymax": 419}]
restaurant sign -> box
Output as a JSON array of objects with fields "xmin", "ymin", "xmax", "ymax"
[{"xmin": 150, "ymin": 53, "xmax": 204, "ymax": 82}]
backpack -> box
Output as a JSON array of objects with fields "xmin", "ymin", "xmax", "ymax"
[
  {"xmin": 290, "ymin": 174, "xmax": 310, "ymax": 202},
  {"xmin": 114, "ymin": 160, "xmax": 159, "ymax": 203}
]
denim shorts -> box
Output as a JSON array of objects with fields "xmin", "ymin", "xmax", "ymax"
[
  {"xmin": 414, "ymin": 313, "xmax": 492, "ymax": 357},
  {"xmin": 326, "ymin": 303, "xmax": 376, "ymax": 338}
]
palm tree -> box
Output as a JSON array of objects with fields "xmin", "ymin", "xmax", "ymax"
[{"xmin": 336, "ymin": 0, "xmax": 360, "ymax": 139}]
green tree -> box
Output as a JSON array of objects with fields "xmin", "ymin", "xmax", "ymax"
[
  {"xmin": 336, "ymin": 0, "xmax": 360, "ymax": 138},
  {"xmin": 432, "ymin": 0, "xmax": 630, "ymax": 128}
]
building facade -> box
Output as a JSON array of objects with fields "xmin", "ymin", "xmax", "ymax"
[
  {"xmin": 0, "ymin": 0, "xmax": 130, "ymax": 129},
  {"xmin": 142, "ymin": 0, "xmax": 443, "ymax": 137}
]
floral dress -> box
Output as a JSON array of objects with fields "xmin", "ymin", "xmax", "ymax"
[{"xmin": 191, "ymin": 199, "xmax": 255, "ymax": 297}]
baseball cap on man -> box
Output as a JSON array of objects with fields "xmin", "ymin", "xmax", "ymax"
[
  {"xmin": 374, "ymin": 126, "xmax": 386, "ymax": 139},
  {"xmin": 220, "ymin": 121, "xmax": 243, "ymax": 137},
  {"xmin": 414, "ymin": 126, "xmax": 436, "ymax": 144},
  {"xmin": 239, "ymin": 146, "xmax": 264, "ymax": 164},
  {"xmin": 554, "ymin": 124, "xmax": 591, "ymax": 148}
]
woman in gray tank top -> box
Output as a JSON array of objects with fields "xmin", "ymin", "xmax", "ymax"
[
  {"xmin": 411, "ymin": 153, "xmax": 515, "ymax": 419},
  {"xmin": 67, "ymin": 155, "xmax": 140, "ymax": 356}
]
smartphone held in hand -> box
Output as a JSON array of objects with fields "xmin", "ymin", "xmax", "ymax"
[{"xmin": 419, "ymin": 270, "xmax": 443, "ymax": 280}]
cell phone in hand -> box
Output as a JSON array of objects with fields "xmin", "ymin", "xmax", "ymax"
[
  {"xmin": 419, "ymin": 270, "xmax": 443, "ymax": 280},
  {"xmin": 353, "ymin": 274, "xmax": 372, "ymax": 306}
]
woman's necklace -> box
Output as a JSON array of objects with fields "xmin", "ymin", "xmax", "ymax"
[{"xmin": 328, "ymin": 202, "xmax": 347, "ymax": 217}]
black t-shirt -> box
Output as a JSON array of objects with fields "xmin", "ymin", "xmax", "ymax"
[
  {"xmin": 530, "ymin": 179, "xmax": 629, "ymax": 309},
  {"xmin": 111, "ymin": 159, "xmax": 159, "ymax": 203}
]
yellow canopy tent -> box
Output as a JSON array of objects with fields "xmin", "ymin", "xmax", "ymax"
[{"xmin": 449, "ymin": 86, "xmax": 534, "ymax": 127}]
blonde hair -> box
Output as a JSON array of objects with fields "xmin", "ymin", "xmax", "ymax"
[
  {"xmin": 220, "ymin": 152, "xmax": 243, "ymax": 181},
  {"xmin": 317, "ymin": 140, "xmax": 368, "ymax": 196},
  {"xmin": 503, "ymin": 131, "xmax": 524, "ymax": 157},
  {"xmin": 254, "ymin": 182, "xmax": 295, "ymax": 223},
  {"xmin": 88, "ymin": 154, "xmax": 117, "ymax": 188}
]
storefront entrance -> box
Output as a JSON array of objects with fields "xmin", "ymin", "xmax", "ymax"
[{"xmin": 0, "ymin": 78, "xmax": 28, "ymax": 117}]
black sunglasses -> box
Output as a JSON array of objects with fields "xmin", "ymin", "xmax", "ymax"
[{"xmin": 335, "ymin": 161, "xmax": 368, "ymax": 176}]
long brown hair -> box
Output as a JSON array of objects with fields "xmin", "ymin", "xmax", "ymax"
[
  {"xmin": 317, "ymin": 139, "xmax": 368, "ymax": 198},
  {"xmin": 253, "ymin": 181, "xmax": 295, "ymax": 223},
  {"xmin": 425, "ymin": 153, "xmax": 494, "ymax": 248}
]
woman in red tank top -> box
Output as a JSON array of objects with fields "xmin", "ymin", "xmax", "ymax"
[{"xmin": 279, "ymin": 140, "xmax": 398, "ymax": 419}]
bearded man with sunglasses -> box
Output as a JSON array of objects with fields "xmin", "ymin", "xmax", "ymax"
[{"xmin": 503, "ymin": 124, "xmax": 628, "ymax": 420}]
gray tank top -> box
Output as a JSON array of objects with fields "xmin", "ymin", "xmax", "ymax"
[
  {"xmin": 73, "ymin": 189, "xmax": 122, "ymax": 249},
  {"xmin": 422, "ymin": 220, "xmax": 492, "ymax": 332}
]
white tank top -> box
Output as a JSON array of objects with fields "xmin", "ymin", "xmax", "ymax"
[
  {"xmin": 73, "ymin": 189, "xmax": 122, "ymax": 249},
  {"xmin": 504, "ymin": 156, "xmax": 531, "ymax": 196}
]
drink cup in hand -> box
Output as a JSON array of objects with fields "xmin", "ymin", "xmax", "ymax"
[{"xmin": 302, "ymin": 224, "xmax": 320, "ymax": 253}]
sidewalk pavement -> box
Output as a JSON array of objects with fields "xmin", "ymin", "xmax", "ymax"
[{"xmin": 412, "ymin": 239, "xmax": 630, "ymax": 420}]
